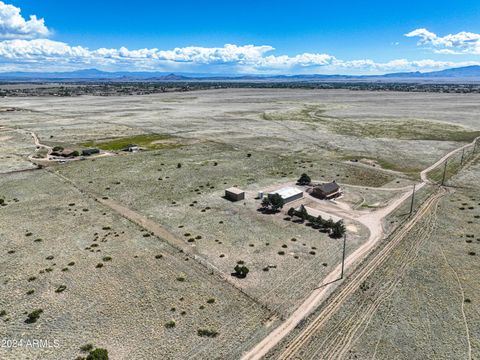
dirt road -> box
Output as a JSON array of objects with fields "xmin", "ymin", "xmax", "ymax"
[{"xmin": 241, "ymin": 136, "xmax": 479, "ymax": 360}]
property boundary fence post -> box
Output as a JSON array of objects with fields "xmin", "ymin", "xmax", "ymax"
[
  {"xmin": 340, "ymin": 234, "xmax": 346, "ymax": 279},
  {"xmin": 441, "ymin": 159, "xmax": 448, "ymax": 186},
  {"xmin": 409, "ymin": 184, "xmax": 416, "ymax": 216}
]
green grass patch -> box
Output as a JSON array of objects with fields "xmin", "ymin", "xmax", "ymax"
[
  {"xmin": 263, "ymin": 105, "xmax": 480, "ymax": 142},
  {"xmin": 81, "ymin": 134, "xmax": 179, "ymax": 151}
]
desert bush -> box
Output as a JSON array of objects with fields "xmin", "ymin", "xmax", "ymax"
[
  {"xmin": 55, "ymin": 285, "xmax": 67, "ymax": 293},
  {"xmin": 80, "ymin": 344, "xmax": 94, "ymax": 352},
  {"xmin": 232, "ymin": 264, "xmax": 249, "ymax": 278},
  {"xmin": 25, "ymin": 309, "xmax": 43, "ymax": 323},
  {"xmin": 165, "ymin": 320, "xmax": 176, "ymax": 328},
  {"xmin": 96, "ymin": 263, "xmax": 104, "ymax": 268},
  {"xmin": 102, "ymin": 256, "xmax": 112, "ymax": 262},
  {"xmin": 86, "ymin": 348, "xmax": 108, "ymax": 360},
  {"xmin": 176, "ymin": 277, "xmax": 185, "ymax": 282},
  {"xmin": 197, "ymin": 329, "xmax": 219, "ymax": 338},
  {"xmin": 207, "ymin": 298, "xmax": 215, "ymax": 304}
]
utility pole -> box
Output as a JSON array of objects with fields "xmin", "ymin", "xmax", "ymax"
[
  {"xmin": 460, "ymin": 148, "xmax": 465, "ymax": 165},
  {"xmin": 409, "ymin": 183, "xmax": 416, "ymax": 216},
  {"xmin": 340, "ymin": 233, "xmax": 347, "ymax": 279},
  {"xmin": 441, "ymin": 159, "xmax": 448, "ymax": 186}
]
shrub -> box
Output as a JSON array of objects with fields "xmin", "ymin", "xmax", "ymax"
[
  {"xmin": 68, "ymin": 261, "xmax": 75, "ymax": 266},
  {"xmin": 102, "ymin": 256, "xmax": 112, "ymax": 262},
  {"xmin": 165, "ymin": 320, "xmax": 176, "ymax": 329},
  {"xmin": 176, "ymin": 277, "xmax": 185, "ymax": 282},
  {"xmin": 55, "ymin": 285, "xmax": 67, "ymax": 293},
  {"xmin": 96, "ymin": 263, "xmax": 104, "ymax": 268},
  {"xmin": 155, "ymin": 254, "xmax": 163, "ymax": 259},
  {"xmin": 297, "ymin": 173, "xmax": 312, "ymax": 185},
  {"xmin": 25, "ymin": 309, "xmax": 43, "ymax": 324},
  {"xmin": 197, "ymin": 329, "xmax": 218, "ymax": 338},
  {"xmin": 232, "ymin": 264, "xmax": 249, "ymax": 278},
  {"xmin": 0, "ymin": 310, "xmax": 6, "ymax": 317},
  {"xmin": 26, "ymin": 289, "xmax": 34, "ymax": 295},
  {"xmin": 177, "ymin": 163, "xmax": 182, "ymax": 168},
  {"xmin": 80, "ymin": 344, "xmax": 94, "ymax": 352},
  {"xmin": 278, "ymin": 251, "xmax": 285, "ymax": 255},
  {"xmin": 28, "ymin": 276, "xmax": 36, "ymax": 282},
  {"xmin": 206, "ymin": 298, "xmax": 215, "ymax": 304},
  {"xmin": 86, "ymin": 348, "xmax": 109, "ymax": 360}
]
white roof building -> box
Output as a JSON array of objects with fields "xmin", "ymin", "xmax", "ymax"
[{"xmin": 269, "ymin": 187, "xmax": 303, "ymax": 203}]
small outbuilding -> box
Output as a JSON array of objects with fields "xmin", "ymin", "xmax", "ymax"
[
  {"xmin": 82, "ymin": 148, "xmax": 100, "ymax": 156},
  {"xmin": 311, "ymin": 181, "xmax": 341, "ymax": 199},
  {"xmin": 123, "ymin": 144, "xmax": 140, "ymax": 152},
  {"xmin": 225, "ymin": 187, "xmax": 245, "ymax": 201},
  {"xmin": 269, "ymin": 187, "xmax": 303, "ymax": 204}
]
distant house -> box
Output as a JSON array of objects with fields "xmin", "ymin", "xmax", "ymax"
[
  {"xmin": 51, "ymin": 148, "xmax": 79, "ymax": 158},
  {"xmin": 81, "ymin": 148, "xmax": 100, "ymax": 156},
  {"xmin": 311, "ymin": 181, "xmax": 341, "ymax": 199},
  {"xmin": 269, "ymin": 187, "xmax": 303, "ymax": 204},
  {"xmin": 225, "ymin": 187, "xmax": 245, "ymax": 201},
  {"xmin": 123, "ymin": 144, "xmax": 140, "ymax": 152}
]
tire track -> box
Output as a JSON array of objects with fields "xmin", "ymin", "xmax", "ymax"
[
  {"xmin": 318, "ymin": 192, "xmax": 441, "ymax": 359},
  {"xmin": 275, "ymin": 188, "xmax": 446, "ymax": 360}
]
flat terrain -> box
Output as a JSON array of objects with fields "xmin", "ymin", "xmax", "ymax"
[{"xmin": 1, "ymin": 88, "xmax": 479, "ymax": 359}]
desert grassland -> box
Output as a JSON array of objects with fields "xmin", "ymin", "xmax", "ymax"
[
  {"xmin": 271, "ymin": 157, "xmax": 480, "ymax": 360},
  {"xmin": 1, "ymin": 89, "xmax": 479, "ymax": 174},
  {"xmin": 55, "ymin": 140, "xmax": 371, "ymax": 316},
  {"xmin": 0, "ymin": 170, "xmax": 272, "ymax": 360},
  {"xmin": 0, "ymin": 127, "xmax": 37, "ymax": 172},
  {"xmin": 1, "ymin": 89, "xmax": 480, "ymax": 359}
]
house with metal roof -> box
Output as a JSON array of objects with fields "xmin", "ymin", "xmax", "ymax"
[{"xmin": 311, "ymin": 181, "xmax": 341, "ymax": 199}]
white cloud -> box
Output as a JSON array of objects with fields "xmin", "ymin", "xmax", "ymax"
[
  {"xmin": 0, "ymin": 3, "xmax": 477, "ymax": 75},
  {"xmin": 0, "ymin": 1, "xmax": 50, "ymax": 39},
  {"xmin": 0, "ymin": 38, "xmax": 478, "ymax": 74},
  {"xmin": 405, "ymin": 28, "xmax": 480, "ymax": 54}
]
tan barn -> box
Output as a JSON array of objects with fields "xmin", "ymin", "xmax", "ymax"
[{"xmin": 225, "ymin": 187, "xmax": 245, "ymax": 201}]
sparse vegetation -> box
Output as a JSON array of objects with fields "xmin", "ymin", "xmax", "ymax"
[{"xmin": 25, "ymin": 309, "xmax": 43, "ymax": 324}]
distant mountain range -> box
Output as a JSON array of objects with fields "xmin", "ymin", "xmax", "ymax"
[{"xmin": 2, "ymin": 65, "xmax": 480, "ymax": 82}]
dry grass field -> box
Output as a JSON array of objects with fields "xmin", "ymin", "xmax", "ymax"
[{"xmin": 1, "ymin": 88, "xmax": 479, "ymax": 359}]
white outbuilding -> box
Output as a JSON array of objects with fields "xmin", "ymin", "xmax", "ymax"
[{"xmin": 269, "ymin": 187, "xmax": 303, "ymax": 204}]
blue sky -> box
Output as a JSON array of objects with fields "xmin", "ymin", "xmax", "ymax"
[{"xmin": 1, "ymin": 0, "xmax": 480, "ymax": 74}]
